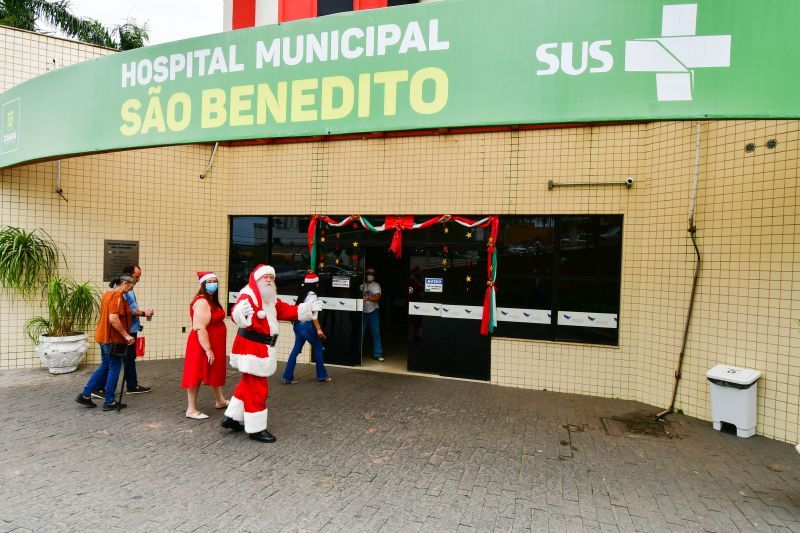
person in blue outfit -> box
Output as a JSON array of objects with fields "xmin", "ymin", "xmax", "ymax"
[
  {"xmin": 361, "ymin": 267, "xmax": 384, "ymax": 362},
  {"xmin": 91, "ymin": 264, "xmax": 154, "ymax": 400},
  {"xmin": 281, "ymin": 272, "xmax": 331, "ymax": 384},
  {"xmin": 119, "ymin": 264, "xmax": 154, "ymax": 394}
]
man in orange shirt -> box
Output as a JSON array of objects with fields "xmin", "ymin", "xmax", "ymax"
[{"xmin": 76, "ymin": 274, "xmax": 137, "ymax": 411}]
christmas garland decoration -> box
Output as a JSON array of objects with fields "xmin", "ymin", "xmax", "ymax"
[{"xmin": 307, "ymin": 214, "xmax": 499, "ymax": 334}]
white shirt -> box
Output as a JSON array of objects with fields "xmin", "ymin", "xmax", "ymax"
[{"xmin": 362, "ymin": 281, "xmax": 381, "ymax": 314}]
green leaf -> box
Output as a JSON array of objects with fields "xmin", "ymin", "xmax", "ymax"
[
  {"xmin": 0, "ymin": 226, "xmax": 61, "ymax": 298},
  {"xmin": 33, "ymin": 276, "xmax": 100, "ymax": 338}
]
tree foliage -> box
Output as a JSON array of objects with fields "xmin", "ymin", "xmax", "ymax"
[{"xmin": 0, "ymin": 0, "xmax": 148, "ymax": 50}]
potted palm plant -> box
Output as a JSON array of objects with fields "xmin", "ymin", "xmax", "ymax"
[
  {"xmin": 0, "ymin": 225, "xmax": 100, "ymax": 373},
  {"xmin": 25, "ymin": 277, "xmax": 100, "ymax": 374},
  {"xmin": 0, "ymin": 225, "xmax": 59, "ymax": 298}
]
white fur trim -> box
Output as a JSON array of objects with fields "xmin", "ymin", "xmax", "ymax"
[
  {"xmin": 198, "ymin": 273, "xmax": 217, "ymax": 285},
  {"xmin": 263, "ymin": 301, "xmax": 278, "ymax": 333},
  {"xmin": 244, "ymin": 408, "xmax": 268, "ymax": 433},
  {"xmin": 237, "ymin": 285, "xmax": 279, "ymax": 333},
  {"xmin": 239, "ymin": 285, "xmax": 257, "ymax": 301},
  {"xmin": 230, "ymin": 352, "xmax": 276, "ymax": 377},
  {"xmin": 253, "ymin": 265, "xmax": 275, "ymax": 280},
  {"xmin": 231, "ymin": 299, "xmax": 253, "ymax": 328},
  {"xmin": 224, "ymin": 395, "xmax": 245, "ymax": 422}
]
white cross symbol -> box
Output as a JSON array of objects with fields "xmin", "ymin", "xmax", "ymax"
[{"xmin": 625, "ymin": 4, "xmax": 731, "ymax": 101}]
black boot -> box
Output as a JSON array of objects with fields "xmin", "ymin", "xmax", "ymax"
[
  {"xmin": 248, "ymin": 429, "xmax": 276, "ymax": 443},
  {"xmin": 220, "ymin": 416, "xmax": 244, "ymax": 432}
]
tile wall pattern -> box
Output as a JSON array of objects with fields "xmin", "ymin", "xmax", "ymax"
[{"xmin": 1, "ymin": 28, "xmax": 797, "ymax": 442}]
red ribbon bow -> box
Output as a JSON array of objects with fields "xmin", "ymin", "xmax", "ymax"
[{"xmin": 385, "ymin": 216, "xmax": 415, "ymax": 258}]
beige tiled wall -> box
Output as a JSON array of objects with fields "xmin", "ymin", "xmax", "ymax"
[
  {"xmin": 2, "ymin": 29, "xmax": 798, "ymax": 443},
  {"xmin": 224, "ymin": 121, "xmax": 798, "ymax": 443},
  {"xmin": 0, "ymin": 146, "xmax": 229, "ymax": 368},
  {"xmin": 0, "ymin": 25, "xmax": 114, "ymax": 92}
]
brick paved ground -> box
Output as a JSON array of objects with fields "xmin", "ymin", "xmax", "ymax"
[{"xmin": 1, "ymin": 359, "xmax": 798, "ymax": 532}]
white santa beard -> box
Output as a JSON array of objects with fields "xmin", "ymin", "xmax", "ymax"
[
  {"xmin": 251, "ymin": 282, "xmax": 279, "ymax": 333},
  {"xmin": 258, "ymin": 282, "xmax": 277, "ymax": 305}
]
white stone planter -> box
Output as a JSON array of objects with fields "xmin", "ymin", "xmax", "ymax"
[{"xmin": 36, "ymin": 333, "xmax": 88, "ymax": 374}]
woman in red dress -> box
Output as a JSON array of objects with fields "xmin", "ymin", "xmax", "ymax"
[{"xmin": 182, "ymin": 272, "xmax": 228, "ymax": 419}]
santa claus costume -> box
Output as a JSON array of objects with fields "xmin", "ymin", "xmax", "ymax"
[{"xmin": 221, "ymin": 264, "xmax": 318, "ymax": 442}]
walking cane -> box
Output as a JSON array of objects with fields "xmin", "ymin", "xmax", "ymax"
[{"xmin": 116, "ymin": 345, "xmax": 129, "ymax": 412}]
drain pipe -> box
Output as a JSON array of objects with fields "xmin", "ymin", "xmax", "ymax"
[
  {"xmin": 55, "ymin": 160, "xmax": 68, "ymax": 202},
  {"xmin": 199, "ymin": 142, "xmax": 219, "ymax": 179},
  {"xmin": 657, "ymin": 121, "xmax": 703, "ymax": 419}
]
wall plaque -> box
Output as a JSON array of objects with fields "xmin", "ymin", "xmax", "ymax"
[{"xmin": 103, "ymin": 240, "xmax": 139, "ymax": 282}]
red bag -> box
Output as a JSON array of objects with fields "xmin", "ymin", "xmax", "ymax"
[{"xmin": 135, "ymin": 336, "xmax": 146, "ymax": 358}]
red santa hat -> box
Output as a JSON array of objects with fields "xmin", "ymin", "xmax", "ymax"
[
  {"xmin": 304, "ymin": 272, "xmax": 319, "ymax": 284},
  {"xmin": 252, "ymin": 264, "xmax": 275, "ymax": 280},
  {"xmin": 197, "ymin": 271, "xmax": 217, "ymax": 285}
]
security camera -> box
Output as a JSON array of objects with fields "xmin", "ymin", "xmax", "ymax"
[{"xmin": 625, "ymin": 177, "xmax": 634, "ymax": 188}]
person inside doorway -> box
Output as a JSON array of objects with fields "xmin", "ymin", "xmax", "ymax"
[{"xmin": 361, "ymin": 267, "xmax": 384, "ymax": 362}]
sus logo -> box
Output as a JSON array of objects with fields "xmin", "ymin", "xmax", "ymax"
[{"xmin": 625, "ymin": 4, "xmax": 731, "ymax": 101}]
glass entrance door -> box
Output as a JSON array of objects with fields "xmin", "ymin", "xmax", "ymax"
[
  {"xmin": 407, "ymin": 239, "xmax": 491, "ymax": 380},
  {"xmin": 317, "ymin": 263, "xmax": 363, "ymax": 366}
]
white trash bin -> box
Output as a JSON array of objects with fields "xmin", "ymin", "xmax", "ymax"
[{"xmin": 706, "ymin": 364, "xmax": 761, "ymax": 438}]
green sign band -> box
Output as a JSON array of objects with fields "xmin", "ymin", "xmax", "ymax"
[{"xmin": 2, "ymin": 0, "xmax": 799, "ymax": 168}]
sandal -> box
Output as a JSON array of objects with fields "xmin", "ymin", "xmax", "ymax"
[
  {"xmin": 319, "ymin": 377, "xmax": 332, "ymax": 383},
  {"xmin": 281, "ymin": 379, "xmax": 299, "ymax": 385}
]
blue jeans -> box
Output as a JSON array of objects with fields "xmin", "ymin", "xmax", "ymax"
[
  {"xmin": 362, "ymin": 310, "xmax": 383, "ymax": 358},
  {"xmin": 82, "ymin": 343, "xmax": 123, "ymax": 404},
  {"xmin": 282, "ymin": 321, "xmax": 328, "ymax": 381}
]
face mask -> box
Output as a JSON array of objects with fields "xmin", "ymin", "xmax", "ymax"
[
  {"xmin": 366, "ymin": 275, "xmax": 375, "ymax": 282},
  {"xmin": 205, "ymin": 282, "xmax": 219, "ymax": 293}
]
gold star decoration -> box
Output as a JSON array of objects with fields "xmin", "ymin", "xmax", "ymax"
[
  {"xmin": 443, "ymin": 226, "xmax": 449, "ymax": 234},
  {"xmin": 336, "ymin": 233, "xmax": 341, "ymax": 239},
  {"xmin": 320, "ymin": 237, "xmax": 326, "ymax": 243},
  {"xmin": 465, "ymin": 231, "xmax": 473, "ymax": 239},
  {"xmin": 319, "ymin": 262, "xmax": 325, "ymax": 269},
  {"xmin": 442, "ymin": 258, "xmax": 448, "ymax": 266},
  {"xmin": 353, "ymin": 241, "xmax": 359, "ymax": 248},
  {"xmin": 466, "ymin": 275, "xmax": 472, "ymax": 283},
  {"xmin": 335, "ymin": 258, "xmax": 340, "ymax": 265}
]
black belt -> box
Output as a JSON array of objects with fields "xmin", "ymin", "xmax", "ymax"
[{"xmin": 237, "ymin": 329, "xmax": 278, "ymax": 346}]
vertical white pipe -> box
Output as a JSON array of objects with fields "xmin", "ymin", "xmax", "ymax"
[
  {"xmin": 200, "ymin": 143, "xmax": 219, "ymax": 179},
  {"xmin": 688, "ymin": 121, "xmax": 701, "ymax": 228}
]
